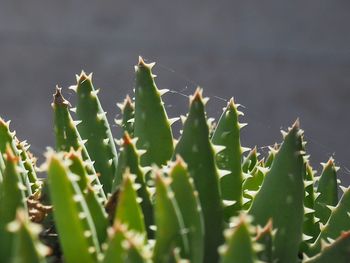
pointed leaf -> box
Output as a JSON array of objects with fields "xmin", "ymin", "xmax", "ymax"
[
  {"xmin": 134, "ymin": 57, "xmax": 174, "ymax": 166},
  {"xmin": 211, "ymin": 98, "xmax": 244, "ymax": 218},
  {"xmin": 174, "ymin": 88, "xmax": 224, "ymax": 263},
  {"xmin": 249, "ymin": 120, "xmax": 304, "ymax": 263}
]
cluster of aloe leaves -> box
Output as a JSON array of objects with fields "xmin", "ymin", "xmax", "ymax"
[{"xmin": 0, "ymin": 57, "xmax": 350, "ymax": 263}]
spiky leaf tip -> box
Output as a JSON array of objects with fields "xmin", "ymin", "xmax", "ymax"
[
  {"xmin": 153, "ymin": 172, "xmax": 189, "ymax": 263},
  {"xmin": 7, "ymin": 209, "xmax": 49, "ymax": 263},
  {"xmin": 75, "ymin": 72, "xmax": 118, "ymax": 194},
  {"xmin": 66, "ymin": 149, "xmax": 108, "ymax": 245},
  {"xmin": 305, "ymin": 231, "xmax": 350, "ymax": 263},
  {"xmin": 0, "ymin": 118, "xmax": 32, "ymax": 196},
  {"xmin": 169, "ymin": 156, "xmax": 204, "ymax": 263},
  {"xmin": 134, "ymin": 56, "xmax": 174, "ymax": 167},
  {"xmin": 255, "ymin": 219, "xmax": 274, "ymax": 263},
  {"xmin": 219, "ymin": 214, "xmax": 258, "ymax": 263},
  {"xmin": 0, "ymin": 146, "xmax": 27, "ymax": 263},
  {"xmin": 211, "ymin": 98, "xmax": 244, "ymax": 219},
  {"xmin": 314, "ymin": 157, "xmax": 339, "ymax": 225},
  {"xmin": 116, "ymin": 95, "xmax": 135, "ymax": 137},
  {"xmin": 113, "ymin": 132, "xmax": 153, "ymax": 236},
  {"xmin": 174, "ymin": 87, "xmax": 224, "ymax": 263},
  {"xmin": 114, "ymin": 170, "xmax": 146, "ymax": 237},
  {"xmin": 46, "ymin": 150, "xmax": 100, "ymax": 263},
  {"xmin": 309, "ymin": 185, "xmax": 350, "ymax": 255},
  {"xmin": 249, "ymin": 119, "xmax": 305, "ymax": 263}
]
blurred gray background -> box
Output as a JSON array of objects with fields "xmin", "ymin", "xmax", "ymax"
[{"xmin": 0, "ymin": 1, "xmax": 350, "ymax": 183}]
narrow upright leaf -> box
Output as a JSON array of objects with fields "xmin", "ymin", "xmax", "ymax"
[
  {"xmin": 0, "ymin": 147, "xmax": 27, "ymax": 263},
  {"xmin": 211, "ymin": 98, "xmax": 244, "ymax": 219},
  {"xmin": 134, "ymin": 56, "xmax": 174, "ymax": 166},
  {"xmin": 116, "ymin": 95, "xmax": 135, "ymax": 137},
  {"xmin": 7, "ymin": 209, "xmax": 49, "ymax": 263},
  {"xmin": 169, "ymin": 156, "xmax": 204, "ymax": 263},
  {"xmin": 113, "ymin": 133, "xmax": 153, "ymax": 234},
  {"xmin": 75, "ymin": 72, "xmax": 118, "ymax": 193},
  {"xmin": 114, "ymin": 171, "xmax": 146, "ymax": 236},
  {"xmin": 153, "ymin": 173, "xmax": 189, "ymax": 263},
  {"xmin": 174, "ymin": 88, "xmax": 224, "ymax": 263},
  {"xmin": 314, "ymin": 158, "xmax": 339, "ymax": 225},
  {"xmin": 0, "ymin": 118, "xmax": 32, "ymax": 196},
  {"xmin": 305, "ymin": 231, "xmax": 350, "ymax": 263},
  {"xmin": 249, "ymin": 120, "xmax": 304, "ymax": 263},
  {"xmin": 219, "ymin": 215, "xmax": 257, "ymax": 263},
  {"xmin": 47, "ymin": 151, "xmax": 100, "ymax": 263}
]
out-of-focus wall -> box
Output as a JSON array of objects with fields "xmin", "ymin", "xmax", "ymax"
[{"xmin": 1, "ymin": 1, "xmax": 350, "ymax": 183}]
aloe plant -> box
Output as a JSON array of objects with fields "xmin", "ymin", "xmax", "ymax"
[{"xmin": 0, "ymin": 57, "xmax": 350, "ymax": 263}]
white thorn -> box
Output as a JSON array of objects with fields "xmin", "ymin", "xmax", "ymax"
[
  {"xmin": 242, "ymin": 172, "xmax": 253, "ymax": 180},
  {"xmin": 180, "ymin": 115, "xmax": 187, "ymax": 124},
  {"xmin": 217, "ymin": 169, "xmax": 231, "ymax": 178},
  {"xmin": 326, "ymin": 205, "xmax": 336, "ymax": 212},
  {"xmin": 238, "ymin": 123, "xmax": 248, "ymax": 129},
  {"xmin": 304, "ymin": 207, "xmax": 315, "ymax": 214},
  {"xmin": 339, "ymin": 185, "xmax": 349, "ymax": 193},
  {"xmin": 97, "ymin": 112, "xmax": 106, "ymax": 120},
  {"xmin": 116, "ymin": 102, "xmax": 124, "ymax": 110},
  {"xmin": 302, "ymin": 233, "xmax": 313, "ymax": 241},
  {"xmin": 241, "ymin": 147, "xmax": 251, "ymax": 153},
  {"xmin": 73, "ymin": 120, "xmax": 82, "ymax": 126},
  {"xmin": 304, "ymin": 180, "xmax": 314, "ymax": 188},
  {"xmin": 222, "ymin": 200, "xmax": 236, "ymax": 206},
  {"xmin": 158, "ymin": 89, "xmax": 169, "ymax": 96},
  {"xmin": 213, "ymin": 144, "xmax": 226, "ymax": 154},
  {"xmin": 91, "ymin": 89, "xmax": 100, "ymax": 97},
  {"xmin": 149, "ymin": 225, "xmax": 157, "ymax": 231},
  {"xmin": 202, "ymin": 97, "xmax": 209, "ymax": 105},
  {"xmin": 257, "ymin": 166, "xmax": 269, "ymax": 174},
  {"xmin": 114, "ymin": 119, "xmax": 122, "ymax": 126},
  {"xmin": 136, "ymin": 149, "xmax": 147, "ymax": 156},
  {"xmin": 68, "ymin": 85, "xmax": 77, "ymax": 92},
  {"xmin": 168, "ymin": 117, "xmax": 180, "ymax": 126},
  {"xmin": 127, "ymin": 118, "xmax": 135, "ymax": 123}
]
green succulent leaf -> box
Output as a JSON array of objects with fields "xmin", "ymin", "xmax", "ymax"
[
  {"xmin": 7, "ymin": 209, "xmax": 48, "ymax": 263},
  {"xmin": 310, "ymin": 186, "xmax": 350, "ymax": 255},
  {"xmin": 74, "ymin": 72, "xmax": 118, "ymax": 194},
  {"xmin": 249, "ymin": 120, "xmax": 304, "ymax": 263},
  {"xmin": 211, "ymin": 98, "xmax": 244, "ymax": 219},
  {"xmin": 116, "ymin": 95, "xmax": 135, "ymax": 137},
  {"xmin": 0, "ymin": 118, "xmax": 32, "ymax": 196},
  {"xmin": 16, "ymin": 140, "xmax": 40, "ymax": 193},
  {"xmin": 52, "ymin": 87, "xmax": 105, "ymax": 201},
  {"xmin": 242, "ymin": 147, "xmax": 258, "ymax": 174},
  {"xmin": 301, "ymin": 163, "xmax": 320, "ymax": 250},
  {"xmin": 314, "ymin": 158, "xmax": 339, "ymax": 225},
  {"xmin": 114, "ymin": 171, "xmax": 146, "ymax": 236},
  {"xmin": 47, "ymin": 151, "xmax": 100, "ymax": 263},
  {"xmin": 0, "ymin": 151, "xmax": 5, "ymax": 182},
  {"xmin": 102, "ymin": 223, "xmax": 126, "ymax": 263},
  {"xmin": 169, "ymin": 156, "xmax": 204, "ymax": 263},
  {"xmin": 134, "ymin": 56, "xmax": 174, "ymax": 167},
  {"xmin": 0, "ymin": 147, "xmax": 27, "ymax": 263},
  {"xmin": 113, "ymin": 133, "xmax": 153, "ymax": 235},
  {"xmin": 66, "ymin": 150, "xmax": 108, "ymax": 245},
  {"xmin": 219, "ymin": 215, "xmax": 257, "ymax": 263},
  {"xmin": 153, "ymin": 173, "xmax": 189, "ymax": 263},
  {"xmin": 174, "ymin": 88, "xmax": 224, "ymax": 263},
  {"xmin": 255, "ymin": 219, "xmax": 273, "ymax": 263},
  {"xmin": 305, "ymin": 231, "xmax": 350, "ymax": 263}
]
